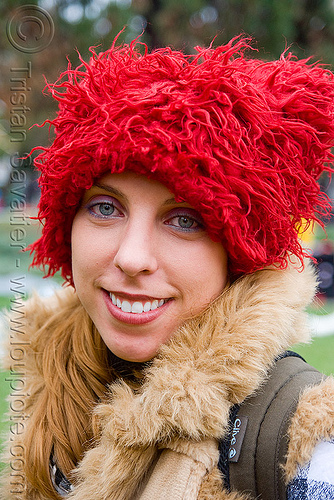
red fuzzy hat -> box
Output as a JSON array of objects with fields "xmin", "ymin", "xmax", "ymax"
[{"xmin": 30, "ymin": 36, "xmax": 334, "ymax": 283}]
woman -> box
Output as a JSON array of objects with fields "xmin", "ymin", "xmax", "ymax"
[{"xmin": 1, "ymin": 36, "xmax": 334, "ymax": 499}]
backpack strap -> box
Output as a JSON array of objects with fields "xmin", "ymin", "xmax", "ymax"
[{"xmin": 219, "ymin": 352, "xmax": 325, "ymax": 499}]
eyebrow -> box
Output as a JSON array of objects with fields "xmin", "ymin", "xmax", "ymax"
[
  {"xmin": 93, "ymin": 182, "xmax": 187, "ymax": 207},
  {"xmin": 163, "ymin": 197, "xmax": 187, "ymax": 206},
  {"xmin": 94, "ymin": 183, "xmax": 129, "ymax": 203}
]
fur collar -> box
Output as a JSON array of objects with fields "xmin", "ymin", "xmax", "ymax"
[{"xmin": 65, "ymin": 262, "xmax": 317, "ymax": 499}]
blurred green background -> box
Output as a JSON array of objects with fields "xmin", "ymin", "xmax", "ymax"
[{"xmin": 1, "ymin": 0, "xmax": 334, "ymax": 462}]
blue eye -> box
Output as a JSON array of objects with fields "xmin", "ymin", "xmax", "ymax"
[
  {"xmin": 98, "ymin": 203, "xmax": 115, "ymax": 216},
  {"xmin": 86, "ymin": 196, "xmax": 122, "ymax": 219},
  {"xmin": 165, "ymin": 210, "xmax": 204, "ymax": 232},
  {"xmin": 177, "ymin": 215, "xmax": 197, "ymax": 229}
]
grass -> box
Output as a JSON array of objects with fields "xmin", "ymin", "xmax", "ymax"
[
  {"xmin": 0, "ymin": 296, "xmax": 11, "ymax": 310},
  {"xmin": 293, "ymin": 334, "xmax": 334, "ymax": 376},
  {"xmin": 0, "ymin": 371, "xmax": 9, "ymax": 473},
  {"xmin": 0, "ymin": 372, "xmax": 9, "ymax": 432}
]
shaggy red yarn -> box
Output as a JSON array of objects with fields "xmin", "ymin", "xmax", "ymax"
[{"xmin": 30, "ymin": 36, "xmax": 334, "ymax": 282}]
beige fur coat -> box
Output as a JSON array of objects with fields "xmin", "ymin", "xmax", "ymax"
[{"xmin": 1, "ymin": 262, "xmax": 334, "ymax": 499}]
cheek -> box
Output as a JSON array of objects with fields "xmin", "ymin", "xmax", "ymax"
[
  {"xmin": 71, "ymin": 225, "xmax": 87, "ymax": 277},
  {"xmin": 194, "ymin": 255, "xmax": 227, "ymax": 300},
  {"xmin": 71, "ymin": 220, "xmax": 105, "ymax": 283},
  {"xmin": 170, "ymin": 241, "xmax": 228, "ymax": 303},
  {"xmin": 208, "ymin": 247, "xmax": 228, "ymax": 289}
]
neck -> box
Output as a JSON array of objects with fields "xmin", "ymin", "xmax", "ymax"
[{"xmin": 108, "ymin": 350, "xmax": 151, "ymax": 381}]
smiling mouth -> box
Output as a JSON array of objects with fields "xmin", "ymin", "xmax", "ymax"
[{"xmin": 109, "ymin": 293, "xmax": 168, "ymax": 314}]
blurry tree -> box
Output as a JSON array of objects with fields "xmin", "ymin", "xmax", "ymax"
[{"xmin": 1, "ymin": 0, "xmax": 334, "ymax": 199}]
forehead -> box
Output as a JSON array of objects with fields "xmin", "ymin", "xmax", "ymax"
[{"xmin": 87, "ymin": 171, "xmax": 187, "ymax": 206}]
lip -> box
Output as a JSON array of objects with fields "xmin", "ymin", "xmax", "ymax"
[
  {"xmin": 108, "ymin": 291, "xmax": 166, "ymax": 302},
  {"xmin": 102, "ymin": 289, "xmax": 172, "ymax": 325}
]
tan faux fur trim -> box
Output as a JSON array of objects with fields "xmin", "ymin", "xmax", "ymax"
[
  {"xmin": 284, "ymin": 376, "xmax": 334, "ymax": 483},
  {"xmin": 68, "ymin": 262, "xmax": 317, "ymax": 498}
]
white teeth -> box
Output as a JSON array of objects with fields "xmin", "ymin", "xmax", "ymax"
[
  {"xmin": 131, "ymin": 302, "xmax": 144, "ymax": 314},
  {"xmin": 121, "ymin": 300, "xmax": 131, "ymax": 313},
  {"xmin": 144, "ymin": 302, "xmax": 151, "ymax": 312},
  {"xmin": 110, "ymin": 293, "xmax": 166, "ymax": 314},
  {"xmin": 151, "ymin": 300, "xmax": 159, "ymax": 310}
]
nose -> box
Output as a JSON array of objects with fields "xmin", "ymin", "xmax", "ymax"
[{"xmin": 113, "ymin": 220, "xmax": 158, "ymax": 277}]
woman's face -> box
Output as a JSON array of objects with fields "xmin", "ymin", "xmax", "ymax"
[{"xmin": 71, "ymin": 172, "xmax": 228, "ymax": 362}]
